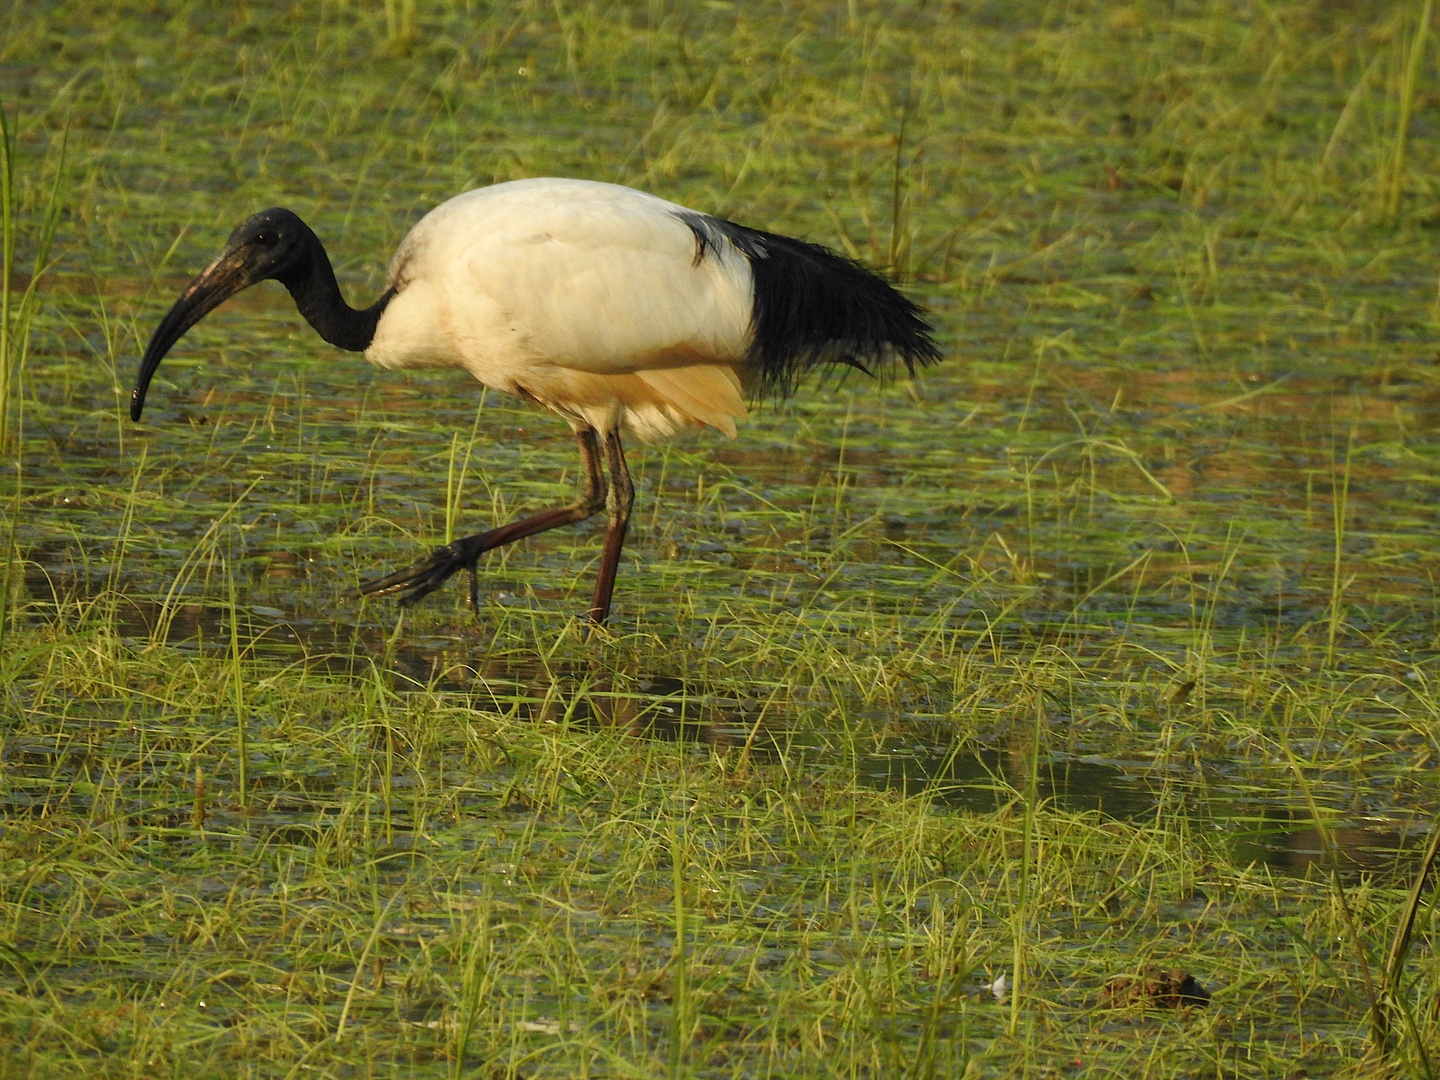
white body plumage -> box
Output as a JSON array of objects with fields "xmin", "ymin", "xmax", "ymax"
[{"xmin": 367, "ymin": 179, "xmax": 754, "ymax": 441}]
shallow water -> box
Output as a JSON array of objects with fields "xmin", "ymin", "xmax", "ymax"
[
  {"xmin": 18, "ymin": 546, "xmax": 1434, "ymax": 883},
  {"xmin": 16, "ymin": 263, "xmax": 1440, "ymax": 874}
]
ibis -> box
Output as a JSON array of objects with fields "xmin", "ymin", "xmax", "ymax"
[{"xmin": 132, "ymin": 178, "xmax": 941, "ymax": 626}]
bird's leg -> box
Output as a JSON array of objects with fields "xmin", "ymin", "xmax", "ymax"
[
  {"xmin": 359, "ymin": 428, "xmax": 608, "ymax": 607},
  {"xmin": 587, "ymin": 429, "xmax": 634, "ymax": 626},
  {"xmin": 460, "ymin": 427, "xmax": 608, "ymax": 608}
]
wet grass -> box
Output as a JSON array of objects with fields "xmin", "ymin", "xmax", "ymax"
[{"xmin": 3, "ymin": 0, "xmax": 1440, "ymax": 1075}]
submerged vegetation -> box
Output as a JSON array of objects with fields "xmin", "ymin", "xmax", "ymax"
[{"xmin": 1, "ymin": 0, "xmax": 1440, "ymax": 1075}]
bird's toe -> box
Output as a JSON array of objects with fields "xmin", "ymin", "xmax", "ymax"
[{"xmin": 359, "ymin": 542, "xmax": 475, "ymax": 602}]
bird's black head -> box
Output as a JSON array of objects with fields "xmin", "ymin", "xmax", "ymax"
[
  {"xmin": 131, "ymin": 207, "xmax": 320, "ymax": 422},
  {"xmin": 219, "ymin": 207, "xmax": 317, "ymax": 288}
]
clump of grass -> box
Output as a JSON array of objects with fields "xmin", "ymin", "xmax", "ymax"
[{"xmin": 0, "ymin": 98, "xmax": 62, "ymax": 661}]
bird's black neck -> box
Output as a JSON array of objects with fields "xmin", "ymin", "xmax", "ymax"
[{"xmin": 277, "ymin": 230, "xmax": 393, "ymax": 353}]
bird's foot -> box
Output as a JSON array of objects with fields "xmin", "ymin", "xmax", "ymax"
[{"xmin": 359, "ymin": 539, "xmax": 482, "ymax": 607}]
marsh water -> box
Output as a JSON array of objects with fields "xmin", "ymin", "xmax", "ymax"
[{"xmin": 15, "ymin": 342, "xmax": 1439, "ymax": 882}]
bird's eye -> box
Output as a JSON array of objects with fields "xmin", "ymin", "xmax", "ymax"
[{"xmin": 254, "ymin": 231, "xmax": 275, "ymax": 246}]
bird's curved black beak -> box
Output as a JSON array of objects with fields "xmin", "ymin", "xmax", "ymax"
[{"xmin": 131, "ymin": 249, "xmax": 260, "ymax": 422}]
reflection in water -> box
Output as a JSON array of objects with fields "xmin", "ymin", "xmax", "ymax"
[{"xmin": 22, "ymin": 557, "xmax": 782, "ymax": 753}]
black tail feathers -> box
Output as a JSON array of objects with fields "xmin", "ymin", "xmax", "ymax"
[{"xmin": 677, "ymin": 212, "xmax": 942, "ymax": 398}]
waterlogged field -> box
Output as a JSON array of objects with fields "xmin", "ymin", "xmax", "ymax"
[{"xmin": 1, "ymin": 1, "xmax": 1439, "ymax": 1076}]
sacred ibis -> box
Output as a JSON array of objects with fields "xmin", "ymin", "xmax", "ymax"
[{"xmin": 132, "ymin": 178, "xmax": 941, "ymax": 625}]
